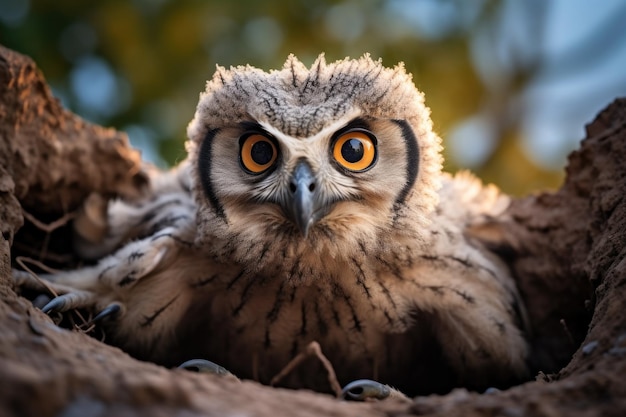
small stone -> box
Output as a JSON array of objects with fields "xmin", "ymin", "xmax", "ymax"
[{"xmin": 581, "ymin": 340, "xmax": 599, "ymax": 355}]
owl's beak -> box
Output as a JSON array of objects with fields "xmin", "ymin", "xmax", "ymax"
[{"xmin": 285, "ymin": 160, "xmax": 322, "ymax": 238}]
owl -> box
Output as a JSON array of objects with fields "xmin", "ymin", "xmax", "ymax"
[{"xmin": 14, "ymin": 54, "xmax": 529, "ymax": 400}]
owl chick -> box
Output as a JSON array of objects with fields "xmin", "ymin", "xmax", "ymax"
[{"xmin": 14, "ymin": 54, "xmax": 529, "ymax": 398}]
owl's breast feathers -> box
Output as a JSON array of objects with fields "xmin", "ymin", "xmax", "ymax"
[{"xmin": 118, "ymin": 165, "xmax": 526, "ymax": 396}]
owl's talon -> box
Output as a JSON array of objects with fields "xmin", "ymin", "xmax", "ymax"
[
  {"xmin": 178, "ymin": 359, "xmax": 234, "ymax": 377},
  {"xmin": 341, "ymin": 379, "xmax": 391, "ymax": 401},
  {"xmin": 92, "ymin": 303, "xmax": 122, "ymax": 323},
  {"xmin": 32, "ymin": 294, "xmax": 52, "ymax": 310},
  {"xmin": 40, "ymin": 289, "xmax": 97, "ymax": 314},
  {"xmin": 41, "ymin": 296, "xmax": 68, "ymax": 314}
]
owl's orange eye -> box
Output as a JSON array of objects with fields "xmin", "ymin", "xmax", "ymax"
[
  {"xmin": 332, "ymin": 130, "xmax": 377, "ymax": 172},
  {"xmin": 240, "ymin": 134, "xmax": 278, "ymax": 174}
]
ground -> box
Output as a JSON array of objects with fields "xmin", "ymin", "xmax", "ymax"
[{"xmin": 1, "ymin": 45, "xmax": 625, "ymax": 417}]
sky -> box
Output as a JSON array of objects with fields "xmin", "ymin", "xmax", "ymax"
[{"xmin": 447, "ymin": 0, "xmax": 626, "ymax": 168}]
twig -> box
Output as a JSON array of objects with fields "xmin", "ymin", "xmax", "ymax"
[
  {"xmin": 21, "ymin": 209, "xmax": 77, "ymax": 261},
  {"xmin": 14, "ymin": 256, "xmax": 91, "ymax": 330},
  {"xmin": 270, "ymin": 341, "xmax": 343, "ymax": 398},
  {"xmin": 15, "ymin": 256, "xmax": 60, "ymax": 298},
  {"xmin": 560, "ymin": 319, "xmax": 576, "ymax": 346},
  {"xmin": 21, "ymin": 209, "xmax": 76, "ymax": 233},
  {"xmin": 11, "ymin": 242, "xmax": 74, "ymax": 264}
]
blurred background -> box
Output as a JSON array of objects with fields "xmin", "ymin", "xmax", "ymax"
[{"xmin": 1, "ymin": 0, "xmax": 625, "ymax": 195}]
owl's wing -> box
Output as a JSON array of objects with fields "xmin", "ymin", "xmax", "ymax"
[
  {"xmin": 394, "ymin": 172, "xmax": 530, "ymax": 390},
  {"xmin": 442, "ymin": 171, "xmax": 531, "ymax": 334},
  {"xmin": 72, "ymin": 162, "xmax": 195, "ymax": 260},
  {"xmin": 13, "ymin": 161, "xmax": 197, "ymax": 314},
  {"xmin": 437, "ymin": 171, "xmax": 510, "ymax": 225}
]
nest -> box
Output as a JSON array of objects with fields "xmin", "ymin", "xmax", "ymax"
[{"xmin": 1, "ymin": 45, "xmax": 625, "ymax": 417}]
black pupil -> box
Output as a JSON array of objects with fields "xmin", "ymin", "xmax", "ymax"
[
  {"xmin": 251, "ymin": 140, "xmax": 274, "ymax": 165},
  {"xmin": 341, "ymin": 138, "xmax": 364, "ymax": 163}
]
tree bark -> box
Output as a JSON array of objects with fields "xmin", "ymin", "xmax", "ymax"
[{"xmin": 1, "ymin": 45, "xmax": 624, "ymax": 417}]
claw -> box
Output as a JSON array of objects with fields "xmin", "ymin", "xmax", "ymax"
[
  {"xmin": 41, "ymin": 296, "xmax": 68, "ymax": 314},
  {"xmin": 92, "ymin": 303, "xmax": 122, "ymax": 322},
  {"xmin": 40, "ymin": 290, "xmax": 96, "ymax": 314},
  {"xmin": 341, "ymin": 379, "xmax": 391, "ymax": 401},
  {"xmin": 484, "ymin": 387, "xmax": 501, "ymax": 394},
  {"xmin": 32, "ymin": 294, "xmax": 52, "ymax": 310},
  {"xmin": 178, "ymin": 359, "xmax": 233, "ymax": 377}
]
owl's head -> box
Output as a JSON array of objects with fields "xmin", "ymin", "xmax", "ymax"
[{"xmin": 186, "ymin": 54, "xmax": 443, "ymax": 273}]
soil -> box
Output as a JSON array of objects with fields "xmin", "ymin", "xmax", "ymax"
[{"xmin": 1, "ymin": 45, "xmax": 625, "ymax": 417}]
